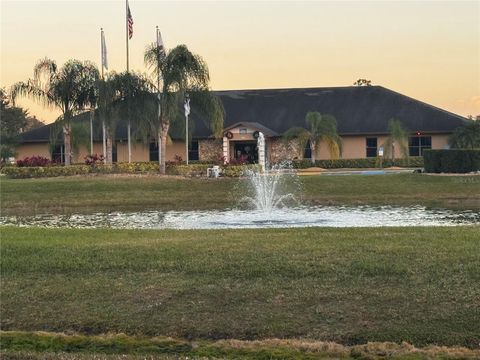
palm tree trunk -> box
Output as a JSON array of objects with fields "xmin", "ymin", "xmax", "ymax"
[
  {"xmin": 310, "ymin": 140, "xmax": 316, "ymax": 164},
  {"xmin": 157, "ymin": 129, "xmax": 162, "ymax": 169},
  {"xmin": 63, "ymin": 124, "xmax": 72, "ymax": 166},
  {"xmin": 89, "ymin": 108, "xmax": 94, "ymax": 154},
  {"xmin": 106, "ymin": 134, "xmax": 113, "ymax": 164},
  {"xmin": 160, "ymin": 123, "xmax": 169, "ymax": 174},
  {"xmin": 127, "ymin": 122, "xmax": 132, "ymax": 163}
]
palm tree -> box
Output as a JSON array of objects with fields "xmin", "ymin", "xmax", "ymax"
[
  {"xmin": 449, "ymin": 120, "xmax": 480, "ymax": 149},
  {"xmin": 110, "ymin": 71, "xmax": 157, "ymax": 161},
  {"xmin": 284, "ymin": 111, "xmax": 342, "ymax": 164},
  {"xmin": 11, "ymin": 58, "xmax": 99, "ymax": 165},
  {"xmin": 382, "ymin": 118, "xmax": 409, "ymax": 162},
  {"xmin": 97, "ymin": 74, "xmax": 117, "ymax": 164},
  {"xmin": 144, "ymin": 44, "xmax": 224, "ymax": 173}
]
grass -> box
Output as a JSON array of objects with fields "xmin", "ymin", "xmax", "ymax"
[
  {"xmin": 2, "ymin": 332, "xmax": 480, "ymax": 359},
  {"xmin": 2, "ymin": 226, "xmax": 479, "ymax": 351},
  {"xmin": 1, "ymin": 173, "xmax": 479, "ymax": 216}
]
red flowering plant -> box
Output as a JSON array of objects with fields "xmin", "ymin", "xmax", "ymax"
[
  {"xmin": 166, "ymin": 154, "xmax": 184, "ymax": 166},
  {"xmin": 227, "ymin": 155, "xmax": 249, "ymax": 166},
  {"xmin": 84, "ymin": 154, "xmax": 105, "ymax": 167},
  {"xmin": 16, "ymin": 156, "xmax": 51, "ymax": 167}
]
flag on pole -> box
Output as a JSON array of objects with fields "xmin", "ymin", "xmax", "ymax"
[
  {"xmin": 156, "ymin": 27, "xmax": 165, "ymax": 54},
  {"xmin": 101, "ymin": 29, "xmax": 108, "ymax": 70},
  {"xmin": 184, "ymin": 97, "xmax": 190, "ymax": 117},
  {"xmin": 127, "ymin": 1, "xmax": 134, "ymax": 39}
]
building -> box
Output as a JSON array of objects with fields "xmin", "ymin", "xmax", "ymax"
[{"xmin": 16, "ymin": 86, "xmax": 469, "ymax": 164}]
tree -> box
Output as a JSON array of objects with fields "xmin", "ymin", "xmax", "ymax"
[
  {"xmin": 353, "ymin": 79, "xmax": 372, "ymax": 86},
  {"xmin": 284, "ymin": 111, "xmax": 342, "ymax": 164},
  {"xmin": 11, "ymin": 58, "xmax": 99, "ymax": 165},
  {"xmin": 382, "ymin": 118, "xmax": 409, "ymax": 161},
  {"xmin": 449, "ymin": 121, "xmax": 480, "ymax": 149},
  {"xmin": 110, "ymin": 71, "xmax": 157, "ymax": 160},
  {"xmin": 1, "ymin": 88, "xmax": 27, "ymax": 160},
  {"xmin": 144, "ymin": 44, "xmax": 224, "ymax": 173},
  {"xmin": 97, "ymin": 75, "xmax": 117, "ymax": 164},
  {"xmin": 0, "ymin": 88, "xmax": 44, "ymax": 161}
]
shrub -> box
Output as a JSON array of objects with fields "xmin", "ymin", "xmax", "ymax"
[
  {"xmin": 2, "ymin": 165, "xmax": 91, "ymax": 179},
  {"xmin": 290, "ymin": 157, "xmax": 423, "ymax": 169},
  {"xmin": 116, "ymin": 162, "xmax": 159, "ymax": 173},
  {"xmin": 167, "ymin": 164, "xmax": 210, "ymax": 177},
  {"xmin": 220, "ymin": 164, "xmax": 262, "ymax": 177},
  {"xmin": 424, "ymin": 149, "xmax": 480, "ymax": 173},
  {"xmin": 16, "ymin": 156, "xmax": 51, "ymax": 167},
  {"xmin": 84, "ymin": 154, "xmax": 105, "ymax": 166}
]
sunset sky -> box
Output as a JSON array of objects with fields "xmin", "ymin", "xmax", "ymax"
[{"xmin": 1, "ymin": 0, "xmax": 479, "ymax": 123}]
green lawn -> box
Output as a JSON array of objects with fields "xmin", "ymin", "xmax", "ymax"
[
  {"xmin": 2, "ymin": 226, "xmax": 479, "ymax": 354},
  {"xmin": 1, "ymin": 173, "xmax": 479, "ymax": 216}
]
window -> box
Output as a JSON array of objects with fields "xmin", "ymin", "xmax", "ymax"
[
  {"xmin": 51, "ymin": 145, "xmax": 65, "ymax": 164},
  {"xmin": 366, "ymin": 137, "xmax": 377, "ymax": 158},
  {"xmin": 303, "ymin": 140, "xmax": 312, "ymax": 159},
  {"xmin": 239, "ymin": 128, "xmax": 248, "ymax": 134},
  {"xmin": 112, "ymin": 145, "xmax": 117, "ymax": 163},
  {"xmin": 149, "ymin": 142, "xmax": 159, "ymax": 162},
  {"xmin": 189, "ymin": 140, "xmax": 199, "ymax": 161},
  {"xmin": 409, "ymin": 136, "xmax": 431, "ymax": 156}
]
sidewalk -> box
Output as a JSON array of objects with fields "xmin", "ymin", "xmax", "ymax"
[{"xmin": 297, "ymin": 167, "xmax": 419, "ymax": 176}]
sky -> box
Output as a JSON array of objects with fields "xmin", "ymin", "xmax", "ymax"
[{"xmin": 1, "ymin": 0, "xmax": 479, "ymax": 123}]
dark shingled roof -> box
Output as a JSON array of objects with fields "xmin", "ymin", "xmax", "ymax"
[{"xmin": 20, "ymin": 86, "xmax": 468, "ymax": 143}]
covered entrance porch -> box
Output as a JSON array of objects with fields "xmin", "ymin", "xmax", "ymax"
[{"xmin": 222, "ymin": 122, "xmax": 278, "ymax": 165}]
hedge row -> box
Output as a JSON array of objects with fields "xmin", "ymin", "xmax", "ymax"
[
  {"xmin": 1, "ymin": 157, "xmax": 425, "ymax": 179},
  {"xmin": 1, "ymin": 162, "xmax": 261, "ymax": 179},
  {"xmin": 290, "ymin": 157, "xmax": 423, "ymax": 169},
  {"xmin": 1, "ymin": 165, "xmax": 92, "ymax": 179},
  {"xmin": 424, "ymin": 150, "xmax": 480, "ymax": 173}
]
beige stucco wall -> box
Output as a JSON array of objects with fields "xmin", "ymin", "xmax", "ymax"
[
  {"xmin": 73, "ymin": 144, "xmax": 105, "ymax": 163},
  {"xmin": 15, "ymin": 143, "xmax": 51, "ymax": 160},
  {"xmin": 115, "ymin": 140, "xmax": 186, "ymax": 162},
  {"xmin": 116, "ymin": 142, "xmax": 149, "ymax": 162},
  {"xmin": 432, "ymin": 134, "xmax": 449, "ymax": 149},
  {"xmin": 14, "ymin": 134, "xmax": 452, "ymax": 164}
]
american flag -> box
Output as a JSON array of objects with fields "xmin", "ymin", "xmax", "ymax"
[{"xmin": 127, "ymin": 2, "xmax": 133, "ymax": 39}]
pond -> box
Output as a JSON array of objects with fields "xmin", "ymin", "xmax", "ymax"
[{"xmin": 1, "ymin": 205, "xmax": 478, "ymax": 229}]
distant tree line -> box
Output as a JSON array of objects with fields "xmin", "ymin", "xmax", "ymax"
[{"xmin": 1, "ymin": 88, "xmax": 44, "ymax": 161}]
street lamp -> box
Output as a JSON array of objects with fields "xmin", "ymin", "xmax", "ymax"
[{"xmin": 184, "ymin": 93, "xmax": 190, "ymax": 165}]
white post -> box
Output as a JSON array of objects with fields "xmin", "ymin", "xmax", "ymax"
[
  {"xmin": 90, "ymin": 111, "xmax": 94, "ymax": 154},
  {"xmin": 102, "ymin": 121, "xmax": 107, "ymax": 163},
  {"xmin": 184, "ymin": 95, "xmax": 190, "ymax": 165},
  {"xmin": 128, "ymin": 123, "xmax": 132, "ymax": 163},
  {"xmin": 257, "ymin": 132, "xmax": 266, "ymax": 172},
  {"xmin": 185, "ymin": 113, "xmax": 189, "ymax": 165}
]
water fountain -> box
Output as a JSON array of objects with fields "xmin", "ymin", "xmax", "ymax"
[
  {"xmin": 241, "ymin": 163, "xmax": 298, "ymax": 212},
  {"xmin": 1, "ymin": 153, "xmax": 478, "ymax": 229}
]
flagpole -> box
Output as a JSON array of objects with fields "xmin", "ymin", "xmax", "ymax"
[
  {"xmin": 126, "ymin": 0, "xmax": 132, "ymax": 163},
  {"xmin": 184, "ymin": 95, "xmax": 190, "ymax": 166},
  {"xmin": 101, "ymin": 28, "xmax": 107, "ymax": 164},
  {"xmin": 126, "ymin": 1, "xmax": 129, "ymax": 72},
  {"xmin": 156, "ymin": 26, "xmax": 162, "ymax": 168}
]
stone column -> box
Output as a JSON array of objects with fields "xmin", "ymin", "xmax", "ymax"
[{"xmin": 222, "ymin": 136, "xmax": 229, "ymax": 164}]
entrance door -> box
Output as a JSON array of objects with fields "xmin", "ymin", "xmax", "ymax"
[{"xmin": 233, "ymin": 141, "xmax": 258, "ymax": 163}]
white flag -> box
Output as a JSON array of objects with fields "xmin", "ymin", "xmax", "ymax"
[
  {"xmin": 101, "ymin": 29, "xmax": 108, "ymax": 70},
  {"xmin": 184, "ymin": 97, "xmax": 190, "ymax": 117},
  {"xmin": 156, "ymin": 27, "xmax": 165, "ymax": 54}
]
